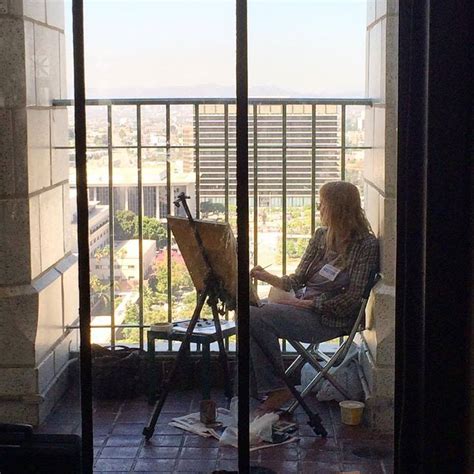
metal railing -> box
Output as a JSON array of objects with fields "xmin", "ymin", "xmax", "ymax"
[{"xmin": 54, "ymin": 98, "xmax": 373, "ymax": 351}]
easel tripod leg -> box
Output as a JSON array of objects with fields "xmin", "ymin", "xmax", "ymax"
[
  {"xmin": 211, "ymin": 305, "xmax": 233, "ymax": 400},
  {"xmin": 249, "ymin": 331, "xmax": 327, "ymax": 437},
  {"xmin": 143, "ymin": 290, "xmax": 208, "ymax": 440}
]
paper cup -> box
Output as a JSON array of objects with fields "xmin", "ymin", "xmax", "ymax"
[{"xmin": 339, "ymin": 400, "xmax": 365, "ymax": 425}]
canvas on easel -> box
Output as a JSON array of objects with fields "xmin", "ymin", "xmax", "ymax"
[{"xmin": 168, "ymin": 216, "xmax": 260, "ymax": 308}]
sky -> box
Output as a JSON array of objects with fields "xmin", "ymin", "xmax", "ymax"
[{"xmin": 65, "ymin": 0, "xmax": 368, "ymax": 98}]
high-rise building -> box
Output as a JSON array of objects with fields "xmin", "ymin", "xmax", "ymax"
[{"xmin": 197, "ymin": 104, "xmax": 341, "ymax": 208}]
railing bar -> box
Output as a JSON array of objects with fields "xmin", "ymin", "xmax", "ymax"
[
  {"xmin": 166, "ymin": 104, "xmax": 172, "ymax": 351},
  {"xmin": 137, "ymin": 105, "xmax": 144, "ymax": 350},
  {"xmin": 282, "ymin": 104, "xmax": 287, "ymax": 353},
  {"xmin": 54, "ymin": 98, "xmax": 375, "ymax": 106},
  {"xmin": 56, "ymin": 144, "xmax": 371, "ymax": 151},
  {"xmin": 195, "ymin": 104, "xmax": 200, "ymax": 218},
  {"xmin": 107, "ymin": 104, "xmax": 116, "ymax": 348},
  {"xmin": 253, "ymin": 104, "xmax": 258, "ymax": 268},
  {"xmin": 311, "ymin": 104, "xmax": 316, "ymax": 236},
  {"xmin": 341, "ymin": 105, "xmax": 346, "ymax": 181}
]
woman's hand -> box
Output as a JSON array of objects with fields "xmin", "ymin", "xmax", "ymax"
[{"xmin": 250, "ymin": 265, "xmax": 272, "ymax": 283}]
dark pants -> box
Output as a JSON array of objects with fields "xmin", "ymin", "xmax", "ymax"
[{"xmin": 249, "ymin": 303, "xmax": 343, "ymax": 395}]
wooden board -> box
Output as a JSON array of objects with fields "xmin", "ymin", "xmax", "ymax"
[{"xmin": 168, "ymin": 217, "xmax": 259, "ymax": 307}]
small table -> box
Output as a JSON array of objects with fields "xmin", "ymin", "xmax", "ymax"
[{"xmin": 147, "ymin": 318, "xmax": 236, "ymax": 404}]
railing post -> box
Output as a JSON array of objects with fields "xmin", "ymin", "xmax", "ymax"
[
  {"xmin": 311, "ymin": 104, "xmax": 317, "ymax": 235},
  {"xmin": 341, "ymin": 104, "xmax": 346, "ymax": 180},
  {"xmin": 224, "ymin": 103, "xmax": 229, "ymax": 223},
  {"xmin": 166, "ymin": 104, "xmax": 172, "ymax": 350},
  {"xmin": 137, "ymin": 104, "xmax": 144, "ymax": 350},
  {"xmin": 253, "ymin": 104, "xmax": 258, "ymax": 268},
  {"xmin": 194, "ymin": 104, "xmax": 200, "ymax": 219},
  {"xmin": 107, "ymin": 104, "xmax": 116, "ymax": 348}
]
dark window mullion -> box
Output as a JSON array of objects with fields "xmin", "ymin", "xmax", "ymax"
[{"xmin": 236, "ymin": 0, "xmax": 250, "ymax": 471}]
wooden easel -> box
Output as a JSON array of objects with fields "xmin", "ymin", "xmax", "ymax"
[{"xmin": 143, "ymin": 193, "xmax": 233, "ymax": 440}]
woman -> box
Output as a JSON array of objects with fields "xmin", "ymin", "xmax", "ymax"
[{"xmin": 249, "ymin": 181, "xmax": 379, "ymax": 413}]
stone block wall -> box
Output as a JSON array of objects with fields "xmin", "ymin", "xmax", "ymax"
[
  {"xmin": 0, "ymin": 0, "xmax": 78, "ymax": 425},
  {"xmin": 359, "ymin": 0, "xmax": 398, "ymax": 432}
]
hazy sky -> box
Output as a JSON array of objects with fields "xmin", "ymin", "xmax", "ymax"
[{"xmin": 65, "ymin": 0, "xmax": 368, "ymax": 98}]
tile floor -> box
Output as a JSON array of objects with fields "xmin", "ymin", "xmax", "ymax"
[{"xmin": 36, "ymin": 388, "xmax": 394, "ymax": 473}]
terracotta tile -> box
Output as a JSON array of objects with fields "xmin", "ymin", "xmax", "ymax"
[
  {"xmin": 341, "ymin": 461, "xmax": 385, "ymax": 474},
  {"xmin": 179, "ymin": 447, "xmax": 219, "ymax": 459},
  {"xmin": 93, "ymin": 471, "xmax": 130, "ymax": 473},
  {"xmin": 147, "ymin": 435, "xmax": 184, "ymax": 447},
  {"xmin": 218, "ymin": 446, "xmax": 238, "ymax": 460},
  {"xmin": 175, "ymin": 459, "xmax": 217, "ymax": 472},
  {"xmin": 106, "ymin": 435, "xmax": 144, "ymax": 447},
  {"xmin": 161, "ymin": 402, "xmax": 192, "ymax": 414},
  {"xmin": 183, "ymin": 435, "xmax": 219, "ymax": 447},
  {"xmin": 216, "ymin": 459, "xmax": 238, "ymax": 471},
  {"xmin": 300, "ymin": 448, "xmax": 341, "ymax": 463},
  {"xmin": 120, "ymin": 404, "xmax": 154, "ymax": 415},
  {"xmin": 94, "ymin": 458, "xmax": 134, "ymax": 472},
  {"xmin": 133, "ymin": 458, "xmax": 177, "ymax": 472},
  {"xmin": 116, "ymin": 411, "xmax": 150, "ymax": 423},
  {"xmin": 253, "ymin": 460, "xmax": 299, "ymax": 473},
  {"xmin": 299, "ymin": 461, "xmax": 342, "ymax": 474},
  {"xmin": 94, "ymin": 435, "xmax": 107, "ymax": 447},
  {"xmin": 153, "ymin": 423, "xmax": 185, "ymax": 435},
  {"xmin": 99, "ymin": 446, "xmax": 140, "ymax": 458},
  {"xmin": 297, "ymin": 436, "xmax": 339, "ymax": 451},
  {"xmin": 111, "ymin": 423, "xmax": 145, "ymax": 435},
  {"xmin": 340, "ymin": 441, "xmax": 393, "ymax": 463},
  {"xmin": 94, "ymin": 425, "xmax": 114, "ymax": 436},
  {"xmin": 94, "ymin": 412, "xmax": 119, "ymax": 423},
  {"xmin": 259, "ymin": 445, "xmax": 298, "ymax": 461},
  {"xmin": 139, "ymin": 446, "xmax": 180, "ymax": 458}
]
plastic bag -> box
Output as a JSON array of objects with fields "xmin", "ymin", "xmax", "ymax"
[
  {"xmin": 249, "ymin": 412, "xmax": 279, "ymax": 444},
  {"xmin": 219, "ymin": 397, "xmax": 279, "ymax": 447},
  {"xmin": 300, "ymin": 343, "xmax": 364, "ymax": 402}
]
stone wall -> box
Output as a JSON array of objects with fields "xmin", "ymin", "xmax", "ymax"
[
  {"xmin": 0, "ymin": 0, "xmax": 78, "ymax": 425},
  {"xmin": 359, "ymin": 0, "xmax": 398, "ymax": 432}
]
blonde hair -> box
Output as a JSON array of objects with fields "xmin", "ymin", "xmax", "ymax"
[{"xmin": 320, "ymin": 181, "xmax": 373, "ymax": 255}]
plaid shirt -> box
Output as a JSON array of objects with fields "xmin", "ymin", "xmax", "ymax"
[{"xmin": 281, "ymin": 228, "xmax": 379, "ymax": 331}]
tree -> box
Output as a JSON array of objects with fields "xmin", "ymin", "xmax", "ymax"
[
  {"xmin": 115, "ymin": 209, "xmax": 137, "ymax": 239},
  {"xmin": 143, "ymin": 217, "xmax": 167, "ymax": 247},
  {"xmin": 200, "ymin": 201, "xmax": 225, "ymax": 218},
  {"xmin": 114, "ymin": 209, "xmax": 167, "ymax": 248},
  {"xmin": 93, "ymin": 245, "xmax": 110, "ymax": 262},
  {"xmin": 90, "ymin": 275, "xmax": 110, "ymax": 309}
]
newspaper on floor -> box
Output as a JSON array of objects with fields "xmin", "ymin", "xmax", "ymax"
[
  {"xmin": 169, "ymin": 407, "xmax": 234, "ymax": 440},
  {"xmin": 169, "ymin": 408, "xmax": 299, "ymax": 452}
]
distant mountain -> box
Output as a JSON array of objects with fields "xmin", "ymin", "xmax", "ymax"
[{"xmin": 83, "ymin": 83, "xmax": 365, "ymax": 99}]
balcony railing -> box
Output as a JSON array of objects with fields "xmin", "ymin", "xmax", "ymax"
[{"xmin": 53, "ymin": 98, "xmax": 373, "ymax": 351}]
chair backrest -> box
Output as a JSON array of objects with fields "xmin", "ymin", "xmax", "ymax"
[
  {"xmin": 359, "ymin": 269, "xmax": 381, "ymax": 330},
  {"xmin": 333, "ymin": 269, "xmax": 380, "ymax": 365}
]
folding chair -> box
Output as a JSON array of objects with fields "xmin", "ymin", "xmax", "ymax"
[{"xmin": 284, "ymin": 270, "xmax": 380, "ymax": 414}]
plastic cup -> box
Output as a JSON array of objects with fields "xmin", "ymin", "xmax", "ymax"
[{"xmin": 339, "ymin": 400, "xmax": 365, "ymax": 425}]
